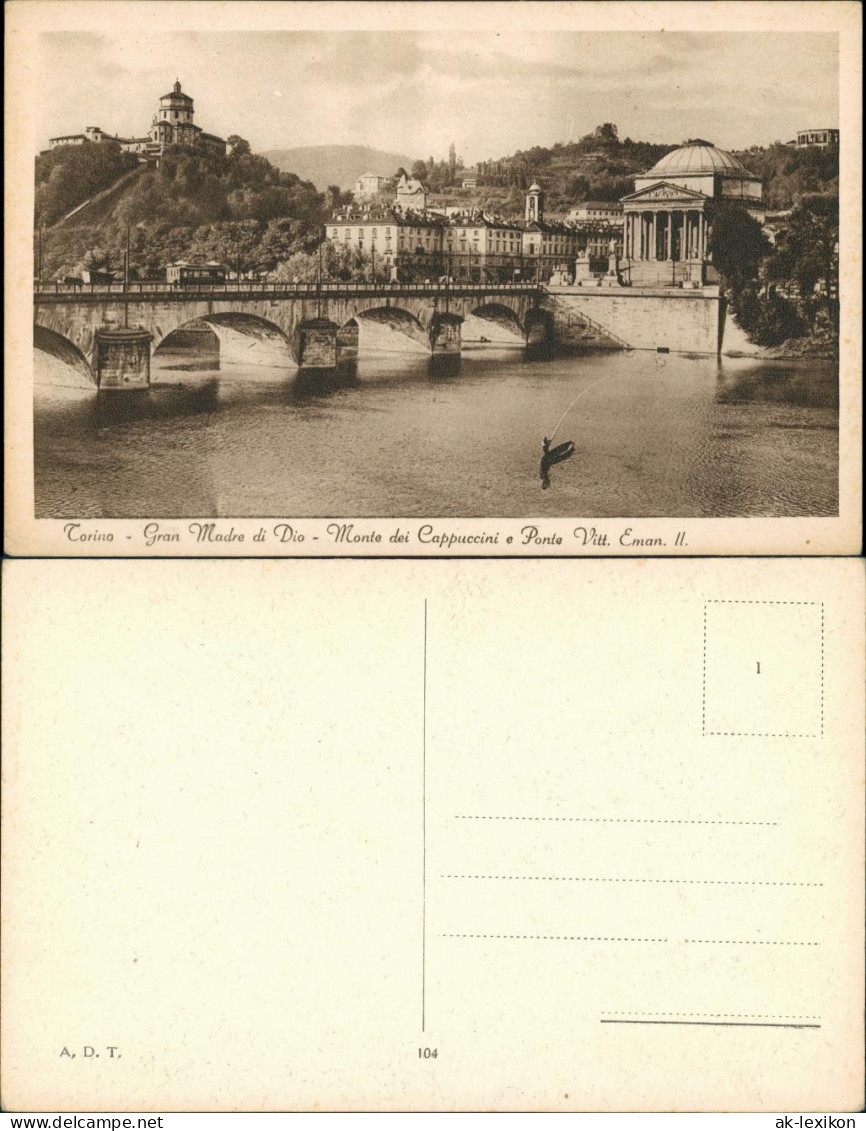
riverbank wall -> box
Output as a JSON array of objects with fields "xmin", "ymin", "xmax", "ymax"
[{"xmin": 545, "ymin": 285, "xmax": 726, "ymax": 355}]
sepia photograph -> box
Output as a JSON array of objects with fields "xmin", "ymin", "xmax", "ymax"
[{"xmin": 5, "ymin": 1, "xmax": 861, "ymax": 554}]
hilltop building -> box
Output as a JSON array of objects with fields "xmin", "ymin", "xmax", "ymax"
[
  {"xmin": 395, "ymin": 174, "xmax": 428, "ymax": 210},
  {"xmin": 619, "ymin": 140, "xmax": 765, "ymax": 287},
  {"xmin": 47, "ymin": 80, "xmax": 226, "ymax": 163},
  {"xmin": 354, "ymin": 172, "xmax": 385, "ymax": 197},
  {"xmin": 796, "ymin": 128, "xmax": 839, "ymax": 148}
]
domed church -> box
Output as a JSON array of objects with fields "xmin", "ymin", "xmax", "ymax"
[{"xmin": 619, "ymin": 140, "xmax": 764, "ymax": 287}]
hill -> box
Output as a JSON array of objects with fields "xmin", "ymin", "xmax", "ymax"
[
  {"xmin": 36, "ymin": 139, "xmax": 337, "ymax": 281},
  {"xmin": 465, "ymin": 125, "xmax": 838, "ymax": 214},
  {"xmin": 262, "ymin": 145, "xmax": 414, "ymax": 190}
]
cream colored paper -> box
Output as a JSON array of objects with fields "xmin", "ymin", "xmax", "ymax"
[
  {"xmin": 2, "ymin": 558, "xmax": 863, "ymax": 1112},
  {"xmin": 4, "ymin": 1, "xmax": 862, "ymax": 558}
]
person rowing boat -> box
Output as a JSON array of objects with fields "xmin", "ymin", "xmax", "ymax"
[{"xmin": 540, "ymin": 435, "xmax": 575, "ymax": 488}]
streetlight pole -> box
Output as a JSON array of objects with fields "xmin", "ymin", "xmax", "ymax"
[{"xmin": 123, "ymin": 221, "xmax": 130, "ymax": 328}]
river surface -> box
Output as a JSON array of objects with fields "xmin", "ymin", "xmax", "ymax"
[{"xmin": 34, "ymin": 344, "xmax": 838, "ymax": 518}]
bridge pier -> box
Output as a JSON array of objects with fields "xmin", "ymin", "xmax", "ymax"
[
  {"xmin": 95, "ymin": 327, "xmax": 153, "ymax": 389},
  {"xmin": 298, "ymin": 319, "xmax": 338, "ymax": 369},
  {"xmin": 430, "ymin": 315, "xmax": 462, "ymax": 355}
]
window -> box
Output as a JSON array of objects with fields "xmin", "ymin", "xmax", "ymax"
[
  {"xmin": 372, "ymin": 228, "xmax": 378, "ymax": 237},
  {"xmin": 331, "ymin": 229, "xmax": 339, "ymax": 238},
  {"xmin": 344, "ymin": 230, "xmax": 350, "ymax": 241}
]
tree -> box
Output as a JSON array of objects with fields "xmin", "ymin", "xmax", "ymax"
[
  {"xmin": 448, "ymin": 142, "xmax": 457, "ymax": 183},
  {"xmin": 411, "ymin": 160, "xmax": 428, "ymax": 181},
  {"xmin": 766, "ymin": 194, "xmax": 838, "ymax": 329},
  {"xmin": 707, "ymin": 203, "xmax": 770, "ymax": 292},
  {"xmin": 227, "ymin": 135, "xmax": 251, "ymax": 157},
  {"xmin": 594, "ymin": 123, "xmax": 619, "ymax": 141}
]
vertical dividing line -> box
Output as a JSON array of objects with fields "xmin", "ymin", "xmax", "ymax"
[{"xmin": 422, "ymin": 599, "xmax": 428, "ymax": 1033}]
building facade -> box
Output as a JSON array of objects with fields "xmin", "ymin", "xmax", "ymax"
[
  {"xmin": 326, "ymin": 185, "xmax": 578, "ymax": 282},
  {"xmin": 354, "ymin": 172, "xmax": 385, "ymax": 197},
  {"xmin": 395, "ymin": 174, "xmax": 428, "ymax": 211},
  {"xmin": 47, "ymin": 80, "xmax": 226, "ymax": 163},
  {"xmin": 567, "ymin": 201, "xmax": 625, "ymax": 259},
  {"xmin": 796, "ymin": 128, "xmax": 839, "ymax": 148}
]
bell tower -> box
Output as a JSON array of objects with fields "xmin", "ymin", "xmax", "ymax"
[{"xmin": 525, "ymin": 183, "xmax": 544, "ymax": 222}]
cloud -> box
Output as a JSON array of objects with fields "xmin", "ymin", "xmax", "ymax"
[{"xmin": 35, "ymin": 29, "xmax": 839, "ymax": 161}]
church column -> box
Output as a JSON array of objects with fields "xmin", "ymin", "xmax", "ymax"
[{"xmin": 651, "ymin": 212, "xmax": 658, "ymax": 260}]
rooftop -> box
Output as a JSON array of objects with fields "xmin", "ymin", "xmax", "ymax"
[{"xmin": 646, "ymin": 141, "xmax": 755, "ymax": 178}]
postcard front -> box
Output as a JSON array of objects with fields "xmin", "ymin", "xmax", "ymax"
[{"xmin": 4, "ymin": 0, "xmax": 862, "ymax": 556}]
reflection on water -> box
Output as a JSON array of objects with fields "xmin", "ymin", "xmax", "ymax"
[{"xmin": 34, "ymin": 344, "xmax": 839, "ymax": 519}]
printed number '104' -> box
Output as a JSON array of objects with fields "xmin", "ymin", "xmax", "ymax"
[{"xmin": 419, "ymin": 1048, "xmax": 438, "ymax": 1058}]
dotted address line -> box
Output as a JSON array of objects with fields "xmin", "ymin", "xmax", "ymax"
[
  {"xmin": 454, "ymin": 816, "xmax": 778, "ymax": 825},
  {"xmin": 441, "ymin": 874, "xmax": 821, "ymax": 887}
]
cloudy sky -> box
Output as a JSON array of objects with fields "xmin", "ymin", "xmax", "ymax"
[{"xmin": 37, "ymin": 30, "xmax": 838, "ymax": 162}]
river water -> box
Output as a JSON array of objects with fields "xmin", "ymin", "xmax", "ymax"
[{"xmin": 34, "ymin": 343, "xmax": 838, "ymax": 519}]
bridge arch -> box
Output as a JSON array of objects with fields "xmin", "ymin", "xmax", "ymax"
[
  {"xmin": 465, "ymin": 302, "xmax": 527, "ymax": 344},
  {"xmin": 525, "ymin": 307, "xmax": 554, "ymax": 347},
  {"xmin": 34, "ymin": 324, "xmax": 96, "ymax": 386},
  {"xmin": 346, "ymin": 306, "xmax": 431, "ymax": 354},
  {"xmin": 154, "ymin": 312, "xmax": 296, "ymax": 368}
]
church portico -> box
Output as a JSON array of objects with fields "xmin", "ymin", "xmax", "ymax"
[{"xmin": 621, "ymin": 185, "xmax": 710, "ymax": 287}]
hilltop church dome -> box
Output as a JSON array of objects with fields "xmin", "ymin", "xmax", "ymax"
[{"xmin": 647, "ymin": 141, "xmax": 752, "ymax": 178}]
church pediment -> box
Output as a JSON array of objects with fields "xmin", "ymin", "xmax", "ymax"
[{"xmin": 621, "ymin": 181, "xmax": 708, "ymax": 203}]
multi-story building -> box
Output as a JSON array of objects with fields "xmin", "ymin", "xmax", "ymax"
[
  {"xmin": 326, "ymin": 185, "xmax": 579, "ymax": 282},
  {"xmin": 567, "ymin": 201, "xmax": 624, "ymax": 225},
  {"xmin": 46, "ymin": 80, "xmax": 226, "ymax": 163},
  {"xmin": 326, "ymin": 208, "xmax": 448, "ymax": 269},
  {"xmin": 566, "ymin": 202, "xmax": 625, "ymax": 259},
  {"xmin": 442, "ymin": 214, "xmax": 524, "ymax": 280},
  {"xmin": 796, "ymin": 128, "xmax": 839, "ymax": 148}
]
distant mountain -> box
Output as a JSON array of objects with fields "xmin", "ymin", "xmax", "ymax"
[{"xmin": 262, "ymin": 145, "xmax": 414, "ymax": 190}]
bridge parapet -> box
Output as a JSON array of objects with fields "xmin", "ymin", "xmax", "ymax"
[{"xmin": 34, "ymin": 281, "xmax": 542, "ymax": 303}]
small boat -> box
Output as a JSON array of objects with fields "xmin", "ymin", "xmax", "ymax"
[
  {"xmin": 545, "ymin": 440, "xmax": 575, "ymax": 466},
  {"xmin": 540, "ymin": 438, "xmax": 575, "ymax": 488}
]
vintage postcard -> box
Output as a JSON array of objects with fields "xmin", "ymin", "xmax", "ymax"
[
  {"xmin": 4, "ymin": 0, "xmax": 862, "ymax": 557},
  {"xmin": 2, "ymin": 557, "xmax": 864, "ymax": 1111}
]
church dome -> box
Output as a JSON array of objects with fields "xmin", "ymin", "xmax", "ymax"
[{"xmin": 647, "ymin": 141, "xmax": 752, "ymax": 177}]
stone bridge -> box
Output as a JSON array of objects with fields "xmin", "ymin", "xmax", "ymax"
[{"xmin": 33, "ymin": 282, "xmax": 551, "ymax": 387}]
